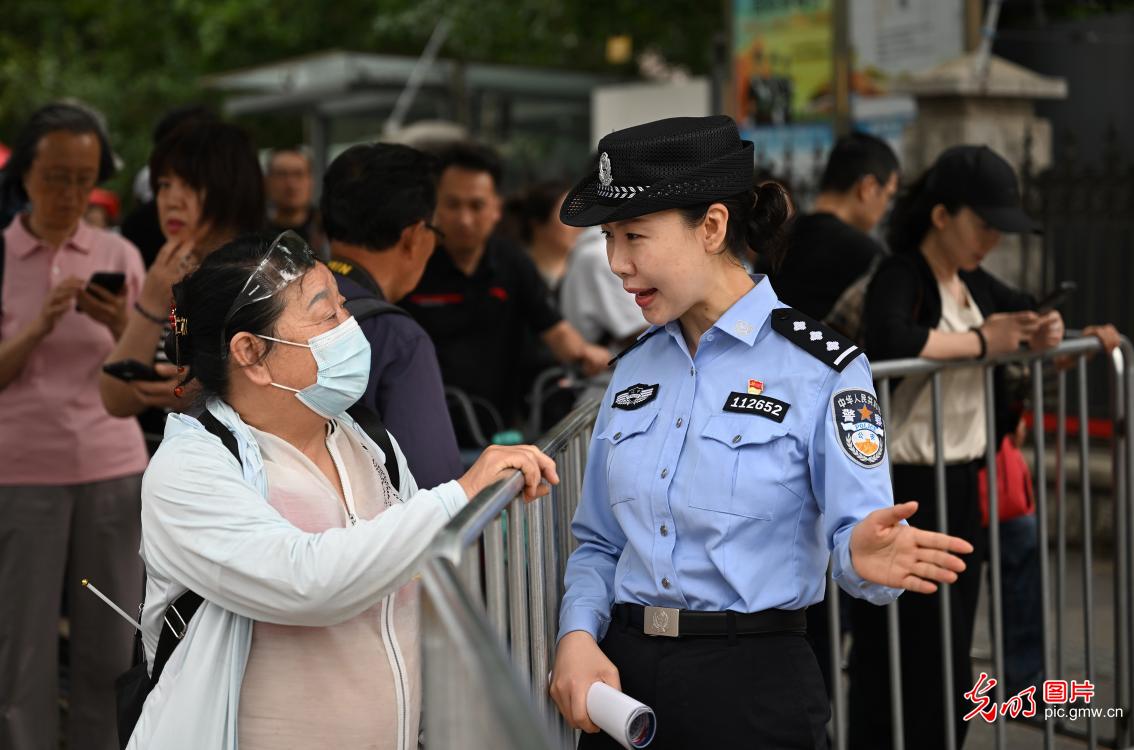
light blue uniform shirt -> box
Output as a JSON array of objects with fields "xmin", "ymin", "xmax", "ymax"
[{"xmin": 559, "ymin": 277, "xmax": 902, "ymax": 643}]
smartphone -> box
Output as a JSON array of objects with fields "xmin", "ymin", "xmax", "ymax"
[
  {"xmin": 78, "ymin": 271, "xmax": 128, "ymax": 311},
  {"xmin": 102, "ymin": 359, "xmax": 164, "ymax": 383},
  {"xmin": 87, "ymin": 271, "xmax": 126, "ymax": 296},
  {"xmin": 1035, "ymin": 281, "xmax": 1077, "ymax": 314}
]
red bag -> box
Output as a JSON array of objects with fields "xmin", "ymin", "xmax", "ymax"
[{"xmin": 978, "ymin": 434, "xmax": 1035, "ymax": 527}]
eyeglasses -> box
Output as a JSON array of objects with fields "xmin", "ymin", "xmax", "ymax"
[
  {"xmin": 424, "ymin": 222, "xmax": 446, "ymax": 241},
  {"xmin": 220, "ymin": 230, "xmax": 316, "ymax": 352}
]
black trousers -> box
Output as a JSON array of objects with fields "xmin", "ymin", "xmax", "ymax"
[
  {"xmin": 579, "ymin": 613, "xmax": 830, "ymax": 750},
  {"xmin": 847, "ymin": 461, "xmax": 987, "ymax": 750}
]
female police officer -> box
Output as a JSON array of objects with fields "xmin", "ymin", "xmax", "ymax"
[{"xmin": 549, "ymin": 116, "xmax": 974, "ymax": 749}]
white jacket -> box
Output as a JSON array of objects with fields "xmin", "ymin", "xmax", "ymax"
[{"xmin": 126, "ymin": 399, "xmax": 467, "ymax": 749}]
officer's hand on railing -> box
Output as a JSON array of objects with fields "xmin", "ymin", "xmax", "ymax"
[
  {"xmin": 550, "ymin": 631, "xmax": 620, "ymax": 733},
  {"xmin": 1028, "ymin": 310, "xmax": 1065, "ymax": 352},
  {"xmin": 980, "ymin": 311, "xmax": 1039, "ymax": 356},
  {"xmin": 457, "ymin": 444, "xmax": 559, "ymax": 502},
  {"xmin": 849, "ymin": 501, "xmax": 974, "ymax": 594}
]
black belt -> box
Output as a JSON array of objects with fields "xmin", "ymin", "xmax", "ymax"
[{"xmin": 613, "ymin": 603, "xmax": 806, "ymax": 638}]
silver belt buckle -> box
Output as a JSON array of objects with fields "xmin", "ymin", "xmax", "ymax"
[{"xmin": 643, "ymin": 606, "xmax": 680, "ymax": 637}]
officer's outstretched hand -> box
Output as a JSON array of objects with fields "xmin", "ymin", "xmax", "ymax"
[
  {"xmin": 850, "ymin": 501, "xmax": 974, "ymax": 594},
  {"xmin": 458, "ymin": 444, "xmax": 559, "ymax": 503},
  {"xmin": 550, "ymin": 631, "xmax": 620, "ymax": 733}
]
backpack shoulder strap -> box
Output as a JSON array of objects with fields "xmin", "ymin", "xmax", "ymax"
[
  {"xmin": 346, "ymin": 403, "xmax": 401, "ymax": 490},
  {"xmin": 148, "ymin": 407, "xmax": 237, "ymax": 685},
  {"xmin": 149, "ymin": 590, "xmax": 202, "ymax": 686},
  {"xmin": 345, "ymin": 295, "xmax": 409, "ymax": 324},
  {"xmin": 198, "ymin": 409, "xmax": 241, "ymax": 465}
]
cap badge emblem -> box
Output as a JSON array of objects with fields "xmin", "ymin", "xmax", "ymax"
[{"xmin": 599, "ymin": 152, "xmax": 613, "ymax": 187}]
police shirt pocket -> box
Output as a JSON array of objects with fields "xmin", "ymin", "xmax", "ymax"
[
  {"xmin": 596, "ymin": 405, "xmax": 661, "ymax": 505},
  {"xmin": 688, "ymin": 414, "xmax": 789, "ymax": 520}
]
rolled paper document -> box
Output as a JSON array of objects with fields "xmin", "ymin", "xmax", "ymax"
[{"xmin": 586, "ymin": 681, "xmax": 656, "ymax": 749}]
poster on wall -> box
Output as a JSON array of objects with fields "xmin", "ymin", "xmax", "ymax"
[
  {"xmin": 733, "ymin": 0, "xmax": 964, "ymax": 198},
  {"xmin": 733, "ymin": 0, "xmax": 833, "ymax": 127}
]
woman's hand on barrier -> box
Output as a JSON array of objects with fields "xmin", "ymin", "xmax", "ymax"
[
  {"xmin": 128, "ymin": 363, "xmax": 194, "ymax": 410},
  {"xmin": 76, "ymin": 283, "xmax": 128, "ymax": 340},
  {"xmin": 140, "ymin": 237, "xmax": 197, "ymax": 312},
  {"xmin": 32, "ymin": 278, "xmax": 84, "ymax": 338},
  {"xmin": 550, "ymin": 631, "xmax": 620, "ymax": 733},
  {"xmin": 458, "ymin": 444, "xmax": 559, "ymax": 502},
  {"xmin": 850, "ymin": 501, "xmax": 974, "ymax": 594},
  {"xmin": 981, "ymin": 312, "xmax": 1038, "ymax": 356},
  {"xmin": 1028, "ymin": 311, "xmax": 1065, "ymax": 352},
  {"xmin": 1083, "ymin": 324, "xmax": 1121, "ymax": 354},
  {"xmin": 579, "ymin": 343, "xmax": 611, "ymax": 378}
]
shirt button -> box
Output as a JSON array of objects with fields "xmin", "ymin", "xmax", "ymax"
[
  {"xmin": 613, "ymin": 432, "xmax": 622, "ymax": 440},
  {"xmin": 732, "ymin": 434, "xmax": 742, "ymax": 444},
  {"xmin": 661, "ymin": 577, "xmax": 671, "ymax": 589},
  {"xmin": 689, "ymin": 367, "xmax": 695, "ymax": 377},
  {"xmin": 660, "ymin": 524, "xmax": 669, "ymax": 536},
  {"xmin": 675, "ymin": 418, "xmax": 683, "ymax": 428},
  {"xmin": 660, "ymin": 468, "xmax": 669, "ymax": 479}
]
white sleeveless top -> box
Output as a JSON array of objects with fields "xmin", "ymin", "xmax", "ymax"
[
  {"xmin": 889, "ymin": 279, "xmax": 988, "ymax": 466},
  {"xmin": 238, "ymin": 420, "xmax": 421, "ymax": 750}
]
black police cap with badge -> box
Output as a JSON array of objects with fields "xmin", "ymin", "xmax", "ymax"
[
  {"xmin": 563, "ymin": 115, "xmax": 863, "ymax": 375},
  {"xmin": 559, "ymin": 115, "xmax": 755, "ymax": 228}
]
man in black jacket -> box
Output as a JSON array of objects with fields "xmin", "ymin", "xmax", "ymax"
[{"xmin": 764, "ymin": 132, "xmax": 899, "ymax": 320}]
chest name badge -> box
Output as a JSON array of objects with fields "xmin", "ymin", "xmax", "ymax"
[
  {"xmin": 722, "ymin": 392, "xmax": 790, "ymax": 423},
  {"xmin": 833, "ymin": 388, "xmax": 886, "ymax": 468},
  {"xmin": 613, "ymin": 383, "xmax": 659, "ymax": 410}
]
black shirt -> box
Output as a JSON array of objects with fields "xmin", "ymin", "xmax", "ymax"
[
  {"xmin": 766, "ymin": 212, "xmax": 884, "ymax": 320},
  {"xmin": 401, "ymin": 236, "xmax": 562, "ymax": 425}
]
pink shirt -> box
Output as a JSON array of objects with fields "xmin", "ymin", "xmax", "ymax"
[{"xmin": 0, "ymin": 216, "xmax": 149, "ymax": 485}]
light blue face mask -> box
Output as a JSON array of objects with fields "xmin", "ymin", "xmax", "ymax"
[{"xmin": 259, "ymin": 316, "xmax": 372, "ymax": 418}]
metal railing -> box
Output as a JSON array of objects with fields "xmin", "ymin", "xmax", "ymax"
[
  {"xmin": 418, "ymin": 398, "xmax": 597, "ymax": 749},
  {"xmin": 413, "ymin": 334, "xmax": 1133, "ymax": 750}
]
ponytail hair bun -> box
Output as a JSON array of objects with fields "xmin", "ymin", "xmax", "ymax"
[{"xmin": 746, "ymin": 181, "xmax": 792, "ymax": 263}]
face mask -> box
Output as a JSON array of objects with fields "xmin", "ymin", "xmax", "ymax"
[{"xmin": 259, "ymin": 316, "xmax": 372, "ymax": 418}]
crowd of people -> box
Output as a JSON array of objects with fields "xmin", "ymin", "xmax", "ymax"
[{"xmin": 0, "ymin": 100, "xmax": 1123, "ymax": 750}]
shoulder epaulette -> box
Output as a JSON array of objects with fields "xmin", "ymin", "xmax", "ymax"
[
  {"xmin": 770, "ymin": 307, "xmax": 863, "ymax": 372},
  {"xmin": 608, "ymin": 327, "xmax": 665, "ymax": 368}
]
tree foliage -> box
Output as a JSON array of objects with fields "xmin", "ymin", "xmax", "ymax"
[{"xmin": 0, "ymin": 0, "xmax": 723, "ymax": 201}]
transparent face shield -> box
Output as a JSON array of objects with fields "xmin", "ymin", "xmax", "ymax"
[{"xmin": 220, "ymin": 229, "xmax": 317, "ymax": 357}]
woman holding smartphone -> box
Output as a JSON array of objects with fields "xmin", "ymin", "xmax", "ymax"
[
  {"xmin": 0, "ymin": 103, "xmax": 149, "ymax": 750},
  {"xmin": 99, "ymin": 118, "xmax": 264, "ymax": 420}
]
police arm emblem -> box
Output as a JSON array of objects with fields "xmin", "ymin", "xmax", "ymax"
[{"xmin": 832, "ymin": 388, "xmax": 886, "ymax": 468}]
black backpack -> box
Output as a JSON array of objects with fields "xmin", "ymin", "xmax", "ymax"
[{"xmin": 115, "ymin": 406, "xmax": 401, "ymax": 748}]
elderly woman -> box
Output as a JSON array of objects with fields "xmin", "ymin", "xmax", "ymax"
[
  {"xmin": 100, "ymin": 119, "xmax": 265, "ymax": 421},
  {"xmin": 126, "ymin": 232, "xmax": 557, "ymax": 749},
  {"xmin": 0, "ymin": 103, "xmax": 148, "ymax": 750}
]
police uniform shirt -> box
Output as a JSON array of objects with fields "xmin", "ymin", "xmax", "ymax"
[
  {"xmin": 559, "ymin": 277, "xmax": 902, "ymax": 643},
  {"xmin": 402, "ymin": 236, "xmax": 562, "ymax": 420}
]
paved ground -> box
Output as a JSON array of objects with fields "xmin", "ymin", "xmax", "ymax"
[{"xmin": 958, "ymin": 550, "xmax": 1127, "ymax": 750}]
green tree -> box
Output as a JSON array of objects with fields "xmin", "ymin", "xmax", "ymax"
[{"xmin": 1, "ymin": 1, "xmax": 723, "ymax": 203}]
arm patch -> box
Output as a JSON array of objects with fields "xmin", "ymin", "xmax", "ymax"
[{"xmin": 770, "ymin": 308, "xmax": 863, "ymax": 372}]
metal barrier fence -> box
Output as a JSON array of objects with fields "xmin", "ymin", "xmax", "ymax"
[{"xmin": 413, "ymin": 334, "xmax": 1133, "ymax": 750}]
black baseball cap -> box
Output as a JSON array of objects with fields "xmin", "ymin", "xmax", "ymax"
[{"xmin": 926, "ymin": 145, "xmax": 1040, "ymax": 234}]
